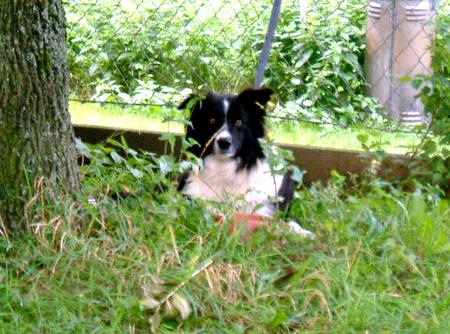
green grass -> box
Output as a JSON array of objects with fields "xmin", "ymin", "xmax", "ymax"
[
  {"xmin": 69, "ymin": 101, "xmax": 421, "ymax": 154},
  {"xmin": 69, "ymin": 101, "xmax": 184, "ymax": 134},
  {"xmin": 1, "ymin": 144, "xmax": 448, "ymax": 333}
]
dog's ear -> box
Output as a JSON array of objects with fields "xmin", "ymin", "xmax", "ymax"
[{"xmin": 236, "ymin": 88, "xmax": 274, "ymax": 107}]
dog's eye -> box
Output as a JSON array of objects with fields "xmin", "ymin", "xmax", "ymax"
[
  {"xmin": 235, "ymin": 120, "xmax": 242, "ymax": 127},
  {"xmin": 208, "ymin": 118, "xmax": 216, "ymax": 125}
]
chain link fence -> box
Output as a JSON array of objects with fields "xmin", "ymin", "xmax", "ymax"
[{"xmin": 64, "ymin": 0, "xmax": 446, "ymax": 131}]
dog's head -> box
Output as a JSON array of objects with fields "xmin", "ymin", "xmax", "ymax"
[{"xmin": 179, "ymin": 88, "xmax": 273, "ymax": 169}]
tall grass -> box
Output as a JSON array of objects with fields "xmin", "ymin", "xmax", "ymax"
[{"xmin": 1, "ymin": 144, "xmax": 448, "ymax": 333}]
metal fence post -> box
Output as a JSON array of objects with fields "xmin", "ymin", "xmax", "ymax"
[{"xmin": 255, "ymin": 0, "xmax": 282, "ymax": 88}]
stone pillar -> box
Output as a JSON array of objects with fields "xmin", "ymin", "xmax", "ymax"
[{"xmin": 364, "ymin": 0, "xmax": 434, "ymax": 124}]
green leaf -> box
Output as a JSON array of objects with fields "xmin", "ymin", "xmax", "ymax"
[
  {"xmin": 290, "ymin": 166, "xmax": 304, "ymax": 183},
  {"xmin": 357, "ymin": 133, "xmax": 369, "ymax": 144},
  {"xmin": 422, "ymin": 140, "xmax": 437, "ymax": 154},
  {"xmin": 267, "ymin": 309, "xmax": 288, "ymax": 328},
  {"xmin": 295, "ymin": 49, "xmax": 313, "ymax": 69},
  {"xmin": 106, "ymin": 138, "xmax": 123, "ymax": 148},
  {"xmin": 399, "ymin": 75, "xmax": 411, "ymax": 82},
  {"xmin": 88, "ymin": 63, "xmax": 98, "ymax": 76},
  {"xmin": 128, "ymin": 167, "xmax": 143, "ymax": 179},
  {"xmin": 110, "ymin": 151, "xmax": 124, "ymax": 164}
]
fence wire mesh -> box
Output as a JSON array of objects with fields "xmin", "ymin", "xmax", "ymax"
[{"xmin": 64, "ymin": 0, "xmax": 445, "ymax": 134}]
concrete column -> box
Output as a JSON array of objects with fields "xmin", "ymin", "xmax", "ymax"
[{"xmin": 364, "ymin": 0, "xmax": 434, "ymax": 124}]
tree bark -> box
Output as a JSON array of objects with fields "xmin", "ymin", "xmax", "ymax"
[{"xmin": 0, "ymin": 0, "xmax": 80, "ymax": 232}]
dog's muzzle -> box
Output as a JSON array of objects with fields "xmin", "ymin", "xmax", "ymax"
[{"xmin": 214, "ymin": 130, "xmax": 234, "ymax": 156}]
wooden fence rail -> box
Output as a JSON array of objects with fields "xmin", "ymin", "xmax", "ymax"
[{"xmin": 74, "ymin": 125, "xmax": 408, "ymax": 185}]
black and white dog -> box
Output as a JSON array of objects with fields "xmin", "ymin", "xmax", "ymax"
[{"xmin": 178, "ymin": 88, "xmax": 314, "ymax": 237}]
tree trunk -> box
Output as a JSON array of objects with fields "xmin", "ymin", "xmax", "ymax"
[{"xmin": 0, "ymin": 0, "xmax": 80, "ymax": 232}]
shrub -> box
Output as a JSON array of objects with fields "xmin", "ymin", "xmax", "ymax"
[
  {"xmin": 66, "ymin": 0, "xmax": 271, "ymax": 102},
  {"xmin": 406, "ymin": 4, "xmax": 450, "ymax": 193},
  {"xmin": 66, "ymin": 0, "xmax": 446, "ymax": 127},
  {"xmin": 66, "ymin": 0, "xmax": 372, "ymax": 120},
  {"xmin": 267, "ymin": 0, "xmax": 384, "ymax": 124}
]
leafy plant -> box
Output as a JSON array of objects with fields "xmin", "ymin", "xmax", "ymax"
[
  {"xmin": 66, "ymin": 0, "xmax": 272, "ymax": 104},
  {"xmin": 65, "ymin": 0, "xmax": 385, "ymax": 125},
  {"xmin": 66, "ymin": 0, "xmax": 447, "ymax": 133},
  {"xmin": 267, "ymin": 0, "xmax": 383, "ymax": 125},
  {"xmin": 406, "ymin": 6, "xmax": 450, "ymax": 194}
]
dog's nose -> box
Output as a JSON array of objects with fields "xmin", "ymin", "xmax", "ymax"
[{"xmin": 217, "ymin": 138, "xmax": 231, "ymax": 150}]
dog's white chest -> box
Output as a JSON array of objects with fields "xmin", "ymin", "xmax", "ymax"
[{"xmin": 182, "ymin": 156, "xmax": 283, "ymax": 215}]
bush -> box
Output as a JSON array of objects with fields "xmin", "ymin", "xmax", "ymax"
[
  {"xmin": 66, "ymin": 0, "xmax": 373, "ymax": 120},
  {"xmin": 268, "ymin": 0, "xmax": 384, "ymax": 124},
  {"xmin": 66, "ymin": 0, "xmax": 447, "ymax": 127},
  {"xmin": 66, "ymin": 0, "xmax": 271, "ymax": 102}
]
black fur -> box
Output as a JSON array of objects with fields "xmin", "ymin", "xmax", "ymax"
[
  {"xmin": 178, "ymin": 88, "xmax": 296, "ymax": 216},
  {"xmin": 179, "ymin": 88, "xmax": 273, "ymax": 170},
  {"xmin": 175, "ymin": 88, "xmax": 313, "ymax": 236},
  {"xmin": 277, "ymin": 171, "xmax": 295, "ymax": 211}
]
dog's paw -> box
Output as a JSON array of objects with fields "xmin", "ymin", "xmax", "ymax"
[{"xmin": 286, "ymin": 221, "xmax": 316, "ymax": 239}]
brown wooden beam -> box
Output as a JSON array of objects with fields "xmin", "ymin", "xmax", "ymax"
[{"xmin": 74, "ymin": 125, "xmax": 407, "ymax": 185}]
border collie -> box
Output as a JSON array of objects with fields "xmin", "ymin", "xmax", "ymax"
[{"xmin": 178, "ymin": 88, "xmax": 314, "ymax": 237}]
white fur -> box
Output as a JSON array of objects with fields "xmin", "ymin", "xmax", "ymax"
[
  {"xmin": 216, "ymin": 129, "xmax": 231, "ymax": 142},
  {"xmin": 223, "ymin": 99, "xmax": 230, "ymax": 113},
  {"xmin": 183, "ymin": 156, "xmax": 283, "ymax": 217},
  {"xmin": 181, "ymin": 93, "xmax": 315, "ymax": 238},
  {"xmin": 287, "ymin": 221, "xmax": 316, "ymax": 239}
]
